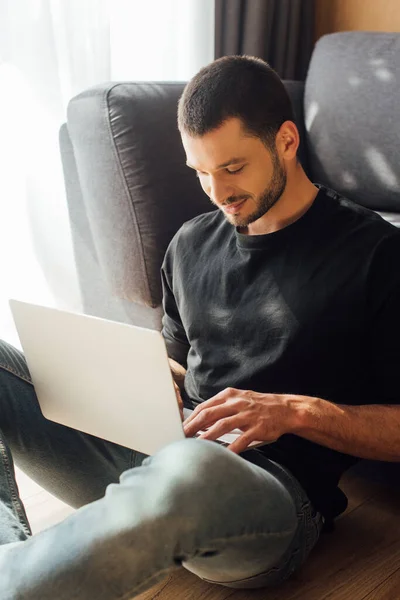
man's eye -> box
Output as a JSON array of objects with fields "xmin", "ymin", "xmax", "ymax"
[
  {"xmin": 227, "ymin": 166, "xmax": 245, "ymax": 175},
  {"xmin": 195, "ymin": 166, "xmax": 245, "ymax": 178}
]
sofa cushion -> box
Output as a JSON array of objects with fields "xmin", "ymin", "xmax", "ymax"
[{"xmin": 305, "ymin": 32, "xmax": 400, "ymax": 213}]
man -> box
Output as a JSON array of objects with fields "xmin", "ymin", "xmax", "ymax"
[{"xmin": 0, "ymin": 56, "xmax": 399, "ymax": 599}]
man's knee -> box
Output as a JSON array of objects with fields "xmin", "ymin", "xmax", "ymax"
[
  {"xmin": 0, "ymin": 338, "xmax": 19, "ymax": 356},
  {"xmin": 105, "ymin": 439, "xmax": 233, "ymax": 525},
  {"xmin": 151, "ymin": 437, "xmax": 234, "ymax": 481},
  {"xmin": 113, "ymin": 439, "xmax": 296, "ymax": 531},
  {"xmin": 0, "ymin": 339, "xmax": 31, "ymax": 384},
  {"xmin": 139, "ymin": 438, "xmax": 244, "ymax": 505},
  {"xmin": 149, "ymin": 439, "xmax": 298, "ymax": 539}
]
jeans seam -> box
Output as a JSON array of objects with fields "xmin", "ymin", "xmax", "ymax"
[{"xmin": 0, "ymin": 436, "xmax": 31, "ymax": 536}]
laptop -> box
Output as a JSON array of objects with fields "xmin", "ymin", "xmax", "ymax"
[{"xmin": 9, "ymin": 300, "xmax": 265, "ymax": 456}]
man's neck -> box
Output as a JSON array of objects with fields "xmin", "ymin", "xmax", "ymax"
[{"xmin": 245, "ymin": 172, "xmax": 319, "ymax": 236}]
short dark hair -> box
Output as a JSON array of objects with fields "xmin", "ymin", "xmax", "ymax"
[{"xmin": 178, "ymin": 55, "xmax": 295, "ymax": 148}]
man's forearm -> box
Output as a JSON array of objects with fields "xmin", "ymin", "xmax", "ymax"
[
  {"xmin": 168, "ymin": 358, "xmax": 186, "ymax": 389},
  {"xmin": 293, "ymin": 397, "xmax": 400, "ymax": 462}
]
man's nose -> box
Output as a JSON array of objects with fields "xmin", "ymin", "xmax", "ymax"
[{"xmin": 208, "ymin": 177, "xmax": 231, "ymax": 206}]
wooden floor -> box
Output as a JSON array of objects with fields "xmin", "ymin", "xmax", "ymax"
[
  {"xmin": 16, "ymin": 467, "xmax": 74, "ymax": 534},
  {"xmin": 17, "ymin": 469, "xmax": 400, "ymax": 600}
]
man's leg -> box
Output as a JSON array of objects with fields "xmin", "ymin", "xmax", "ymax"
[
  {"xmin": 0, "ymin": 438, "xmax": 322, "ymax": 600},
  {"xmin": 0, "ymin": 427, "xmax": 31, "ymax": 544},
  {"xmin": 0, "ymin": 339, "xmax": 142, "ymax": 508}
]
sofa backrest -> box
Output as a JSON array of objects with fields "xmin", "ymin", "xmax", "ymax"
[{"xmin": 305, "ymin": 31, "xmax": 400, "ymax": 227}]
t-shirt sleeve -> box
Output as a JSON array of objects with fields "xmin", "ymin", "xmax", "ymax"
[
  {"xmin": 366, "ymin": 231, "xmax": 400, "ymax": 404},
  {"xmin": 160, "ymin": 243, "xmax": 190, "ymax": 368}
]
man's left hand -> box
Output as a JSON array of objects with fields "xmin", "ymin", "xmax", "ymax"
[{"xmin": 183, "ymin": 387, "xmax": 305, "ymax": 454}]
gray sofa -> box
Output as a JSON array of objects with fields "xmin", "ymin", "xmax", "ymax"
[{"xmin": 60, "ymin": 31, "xmax": 400, "ymax": 483}]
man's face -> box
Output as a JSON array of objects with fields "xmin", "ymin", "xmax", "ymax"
[{"xmin": 181, "ymin": 117, "xmax": 287, "ymax": 229}]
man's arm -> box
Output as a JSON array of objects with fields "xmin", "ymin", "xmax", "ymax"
[
  {"xmin": 292, "ymin": 397, "xmax": 400, "ymax": 462},
  {"xmin": 299, "ymin": 232, "xmax": 400, "ymax": 462},
  {"xmin": 161, "ymin": 247, "xmax": 189, "ymax": 420},
  {"xmin": 169, "ymin": 358, "xmax": 186, "ymax": 389},
  {"xmin": 183, "ymin": 388, "xmax": 400, "ymax": 459},
  {"xmin": 168, "ymin": 358, "xmax": 187, "ymax": 421}
]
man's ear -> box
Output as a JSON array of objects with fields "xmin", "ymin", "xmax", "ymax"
[{"xmin": 276, "ymin": 121, "xmax": 299, "ymax": 161}]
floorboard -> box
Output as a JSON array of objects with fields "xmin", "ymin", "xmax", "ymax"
[{"xmin": 363, "ymin": 566, "xmax": 400, "ymax": 600}]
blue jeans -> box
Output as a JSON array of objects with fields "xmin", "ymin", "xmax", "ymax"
[{"xmin": 0, "ymin": 339, "xmax": 323, "ymax": 599}]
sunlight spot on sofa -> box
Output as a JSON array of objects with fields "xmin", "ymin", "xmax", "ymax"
[
  {"xmin": 374, "ymin": 68, "xmax": 394, "ymax": 82},
  {"xmin": 341, "ymin": 170, "xmax": 358, "ymax": 189},
  {"xmin": 365, "ymin": 147, "xmax": 399, "ymax": 191},
  {"xmin": 348, "ymin": 75, "xmax": 362, "ymax": 87},
  {"xmin": 305, "ymin": 101, "xmax": 319, "ymax": 132},
  {"xmin": 369, "ymin": 58, "xmax": 386, "ymax": 67}
]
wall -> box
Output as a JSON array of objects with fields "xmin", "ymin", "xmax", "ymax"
[{"xmin": 315, "ymin": 0, "xmax": 400, "ymax": 40}]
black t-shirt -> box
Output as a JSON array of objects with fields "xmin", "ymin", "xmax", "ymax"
[{"xmin": 161, "ymin": 185, "xmax": 400, "ymax": 521}]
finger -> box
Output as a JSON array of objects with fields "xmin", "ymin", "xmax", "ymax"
[
  {"xmin": 207, "ymin": 387, "xmax": 240, "ymax": 405},
  {"xmin": 183, "ymin": 387, "xmax": 244, "ymax": 427},
  {"xmin": 197, "ymin": 415, "xmax": 246, "ymax": 441},
  {"xmin": 186, "ymin": 387, "xmax": 241, "ymax": 421},
  {"xmin": 183, "ymin": 397, "xmax": 226, "ymax": 427},
  {"xmin": 227, "ymin": 432, "xmax": 255, "ymax": 454},
  {"xmin": 184, "ymin": 403, "xmax": 242, "ymax": 437}
]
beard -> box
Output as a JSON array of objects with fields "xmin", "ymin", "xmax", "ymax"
[{"xmin": 222, "ymin": 150, "xmax": 287, "ymax": 229}]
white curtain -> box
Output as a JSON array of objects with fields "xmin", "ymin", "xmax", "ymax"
[{"xmin": 0, "ymin": 0, "xmax": 215, "ymax": 346}]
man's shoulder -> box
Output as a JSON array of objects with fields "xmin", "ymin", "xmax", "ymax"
[
  {"xmin": 318, "ymin": 185, "xmax": 399, "ymax": 237},
  {"xmin": 172, "ymin": 209, "xmax": 229, "ymax": 248},
  {"xmin": 163, "ymin": 209, "xmax": 230, "ymax": 269},
  {"xmin": 179, "ymin": 208, "xmax": 225, "ymax": 233}
]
